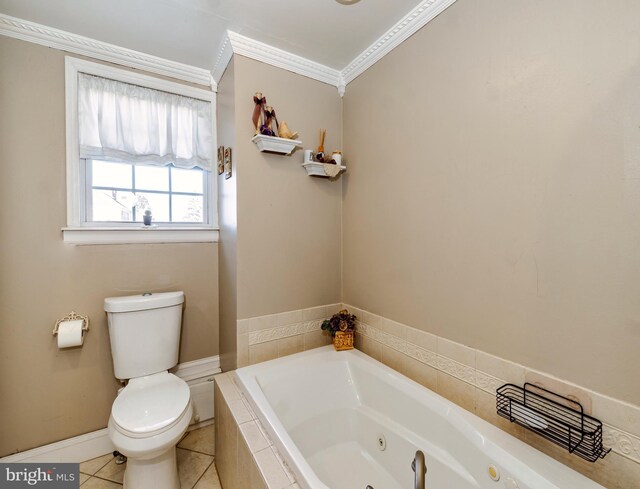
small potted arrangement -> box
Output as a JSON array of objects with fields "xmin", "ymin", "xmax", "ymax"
[{"xmin": 321, "ymin": 309, "xmax": 357, "ymax": 351}]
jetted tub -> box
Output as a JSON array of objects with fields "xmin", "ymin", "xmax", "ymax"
[{"xmin": 235, "ymin": 346, "xmax": 605, "ymax": 489}]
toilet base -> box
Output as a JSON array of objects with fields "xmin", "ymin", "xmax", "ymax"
[{"xmin": 123, "ymin": 445, "xmax": 179, "ymax": 489}]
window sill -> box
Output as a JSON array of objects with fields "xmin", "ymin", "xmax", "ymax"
[{"xmin": 62, "ymin": 227, "xmax": 219, "ymax": 245}]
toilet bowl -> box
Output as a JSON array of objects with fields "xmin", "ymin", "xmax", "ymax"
[
  {"xmin": 104, "ymin": 291, "xmax": 191, "ymax": 489},
  {"xmin": 108, "ymin": 372, "xmax": 192, "ymax": 488}
]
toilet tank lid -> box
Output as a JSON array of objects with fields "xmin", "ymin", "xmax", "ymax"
[{"xmin": 104, "ymin": 291, "xmax": 184, "ymax": 313}]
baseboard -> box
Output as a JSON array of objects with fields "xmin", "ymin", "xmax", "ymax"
[{"xmin": 1, "ymin": 355, "xmax": 221, "ymax": 463}]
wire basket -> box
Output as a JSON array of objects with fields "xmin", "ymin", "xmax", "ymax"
[{"xmin": 496, "ymin": 383, "xmax": 610, "ymax": 462}]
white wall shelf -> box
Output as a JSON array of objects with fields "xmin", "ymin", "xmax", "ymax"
[
  {"xmin": 302, "ymin": 162, "xmax": 347, "ymax": 178},
  {"xmin": 251, "ymin": 134, "xmax": 301, "ymax": 155}
]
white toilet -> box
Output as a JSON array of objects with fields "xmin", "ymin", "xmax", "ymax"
[{"xmin": 104, "ymin": 291, "xmax": 192, "ymax": 489}]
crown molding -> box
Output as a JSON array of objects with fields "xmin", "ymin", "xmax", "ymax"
[
  {"xmin": 211, "ymin": 32, "xmax": 234, "ymax": 85},
  {"xmin": 227, "ymin": 31, "xmax": 342, "ymax": 90},
  {"xmin": 341, "ymin": 0, "xmax": 458, "ymax": 85},
  {"xmin": 0, "ymin": 13, "xmax": 214, "ymax": 88}
]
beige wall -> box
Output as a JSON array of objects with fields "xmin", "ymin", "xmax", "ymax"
[
  {"xmin": 217, "ymin": 60, "xmax": 238, "ymax": 372},
  {"xmin": 233, "ymin": 56, "xmax": 343, "ymax": 320},
  {"xmin": 343, "ymin": 0, "xmax": 640, "ymax": 405},
  {"xmin": 0, "ymin": 36, "xmax": 219, "ymax": 456}
]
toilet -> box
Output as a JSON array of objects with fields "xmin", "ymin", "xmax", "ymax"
[{"xmin": 104, "ymin": 291, "xmax": 192, "ymax": 489}]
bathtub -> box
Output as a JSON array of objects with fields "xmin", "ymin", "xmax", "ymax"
[{"xmin": 235, "ymin": 346, "xmax": 605, "ymax": 489}]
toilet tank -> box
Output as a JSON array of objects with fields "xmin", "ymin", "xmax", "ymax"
[{"xmin": 104, "ymin": 292, "xmax": 184, "ymax": 380}]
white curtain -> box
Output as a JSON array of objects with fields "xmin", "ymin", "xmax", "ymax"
[{"xmin": 78, "ymin": 73, "xmax": 213, "ymax": 171}]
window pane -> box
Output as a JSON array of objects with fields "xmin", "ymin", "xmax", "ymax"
[
  {"xmin": 172, "ymin": 195, "xmax": 203, "ymax": 223},
  {"xmin": 135, "ymin": 192, "xmax": 170, "ymax": 223},
  {"xmin": 92, "ymin": 160, "xmax": 132, "ymax": 188},
  {"xmin": 172, "ymin": 167, "xmax": 204, "ymax": 194},
  {"xmin": 92, "ymin": 189, "xmax": 135, "ymax": 221},
  {"xmin": 135, "ymin": 164, "xmax": 169, "ymax": 191}
]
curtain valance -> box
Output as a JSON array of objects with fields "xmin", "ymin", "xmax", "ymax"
[{"xmin": 78, "ymin": 73, "xmax": 213, "ymax": 170}]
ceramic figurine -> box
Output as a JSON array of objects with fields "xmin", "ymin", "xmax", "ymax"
[{"xmin": 278, "ymin": 121, "xmax": 298, "ymax": 140}]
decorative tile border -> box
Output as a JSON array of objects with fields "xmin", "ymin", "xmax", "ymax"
[
  {"xmin": 350, "ymin": 304, "xmax": 640, "ymax": 465},
  {"xmin": 357, "ymin": 321, "xmax": 487, "ymax": 391},
  {"xmin": 249, "ymin": 320, "xmax": 323, "ymax": 345},
  {"xmin": 604, "ymin": 426, "xmax": 640, "ymax": 465}
]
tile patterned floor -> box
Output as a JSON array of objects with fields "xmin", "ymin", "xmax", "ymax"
[{"xmin": 79, "ymin": 424, "xmax": 221, "ymax": 489}]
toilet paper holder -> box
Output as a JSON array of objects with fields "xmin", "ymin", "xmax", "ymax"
[{"xmin": 53, "ymin": 311, "xmax": 90, "ymax": 336}]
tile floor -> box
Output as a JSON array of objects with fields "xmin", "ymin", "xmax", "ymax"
[{"xmin": 79, "ymin": 424, "xmax": 221, "ymax": 488}]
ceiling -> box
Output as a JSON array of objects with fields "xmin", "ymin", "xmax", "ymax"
[{"xmin": 0, "ymin": 0, "xmax": 421, "ymax": 71}]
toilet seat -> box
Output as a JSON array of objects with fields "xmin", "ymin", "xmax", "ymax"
[{"xmin": 111, "ymin": 372, "xmax": 191, "ymax": 439}]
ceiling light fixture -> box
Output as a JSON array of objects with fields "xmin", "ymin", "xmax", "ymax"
[{"xmin": 336, "ymin": 0, "xmax": 362, "ymax": 5}]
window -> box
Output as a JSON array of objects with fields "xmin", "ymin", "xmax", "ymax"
[
  {"xmin": 87, "ymin": 160, "xmax": 208, "ymax": 225},
  {"xmin": 64, "ymin": 57, "xmax": 218, "ymax": 244}
]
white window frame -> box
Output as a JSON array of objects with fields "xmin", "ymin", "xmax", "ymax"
[{"xmin": 63, "ymin": 56, "xmax": 219, "ymax": 245}]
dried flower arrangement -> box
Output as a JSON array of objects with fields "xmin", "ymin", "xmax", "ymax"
[{"xmin": 321, "ymin": 309, "xmax": 357, "ymax": 351}]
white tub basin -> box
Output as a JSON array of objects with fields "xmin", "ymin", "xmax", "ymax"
[{"xmin": 236, "ymin": 346, "xmax": 604, "ymax": 489}]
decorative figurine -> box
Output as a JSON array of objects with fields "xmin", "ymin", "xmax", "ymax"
[
  {"xmin": 262, "ymin": 105, "xmax": 277, "ymax": 137},
  {"xmin": 278, "ymin": 121, "xmax": 298, "ymax": 140},
  {"xmin": 143, "ymin": 210, "xmax": 152, "ymax": 226},
  {"xmin": 250, "ymin": 92, "xmax": 297, "ymax": 141},
  {"xmin": 252, "ymin": 92, "xmax": 266, "ymax": 135}
]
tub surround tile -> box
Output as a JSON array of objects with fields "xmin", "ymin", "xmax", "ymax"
[
  {"xmin": 214, "ymin": 381, "xmax": 239, "ymax": 489},
  {"xmin": 178, "ymin": 423, "xmax": 215, "ymax": 456},
  {"xmin": 302, "ymin": 330, "xmax": 332, "ymax": 350},
  {"xmin": 476, "ymin": 350, "xmax": 525, "ymax": 385},
  {"xmin": 249, "ymin": 341, "xmax": 279, "ymax": 364},
  {"xmin": 240, "ymin": 421, "xmax": 270, "ymax": 453},
  {"xmin": 524, "ymin": 369, "xmax": 593, "ymax": 414},
  {"xmin": 593, "ymin": 393, "xmax": 640, "ymax": 438},
  {"xmin": 254, "ymin": 447, "xmax": 292, "ymax": 489},
  {"xmin": 379, "ymin": 317, "xmax": 406, "ymax": 339},
  {"xmin": 215, "ymin": 372, "xmax": 298, "ymax": 489},
  {"xmin": 475, "ymin": 390, "xmax": 527, "ymax": 440},
  {"xmin": 272, "ymin": 447, "xmax": 296, "ymax": 484},
  {"xmin": 276, "ymin": 310, "xmax": 304, "ymax": 326},
  {"xmin": 381, "ymin": 344, "xmax": 404, "ymax": 372},
  {"xmin": 437, "ymin": 371, "xmax": 477, "ymax": 413},
  {"xmin": 238, "ymin": 434, "xmax": 267, "ymax": 489},
  {"xmin": 355, "ymin": 334, "xmax": 383, "ymax": 362},
  {"xmin": 238, "ymin": 333, "xmax": 250, "ymax": 368},
  {"xmin": 437, "ymin": 337, "xmax": 476, "ymax": 368},
  {"xmin": 405, "ymin": 327, "xmax": 437, "ymax": 352},
  {"xmin": 302, "ymin": 305, "xmax": 327, "ymax": 321},
  {"xmin": 215, "ymin": 373, "xmax": 241, "ymax": 401},
  {"xmin": 277, "ymin": 335, "xmax": 304, "ymax": 358},
  {"xmin": 524, "ymin": 430, "xmax": 640, "ymax": 488},
  {"xmin": 228, "ymin": 397, "xmax": 255, "ymax": 425},
  {"xmin": 402, "ymin": 355, "xmax": 438, "ymax": 392},
  {"xmin": 237, "ymin": 319, "xmax": 251, "ymax": 335}
]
